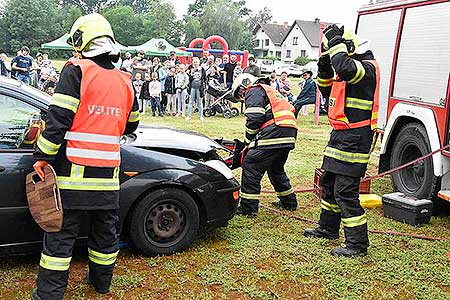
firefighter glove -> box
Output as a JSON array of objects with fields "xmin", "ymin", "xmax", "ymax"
[{"xmin": 322, "ymin": 24, "xmax": 345, "ymax": 53}]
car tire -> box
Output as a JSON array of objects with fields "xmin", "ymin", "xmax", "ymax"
[
  {"xmin": 128, "ymin": 188, "xmax": 200, "ymax": 256},
  {"xmin": 390, "ymin": 123, "xmax": 439, "ymax": 200},
  {"xmin": 231, "ymin": 107, "xmax": 239, "ymax": 117}
]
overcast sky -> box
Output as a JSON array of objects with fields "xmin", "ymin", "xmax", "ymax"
[{"xmin": 169, "ymin": 0, "xmax": 370, "ymax": 29}]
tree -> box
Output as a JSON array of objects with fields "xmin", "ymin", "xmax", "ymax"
[
  {"xmin": 62, "ymin": 5, "xmax": 83, "ymax": 32},
  {"xmin": 248, "ymin": 7, "xmax": 272, "ymax": 31},
  {"xmin": 58, "ymin": 0, "xmax": 119, "ymax": 13},
  {"xmin": 186, "ymin": 0, "xmax": 207, "ymax": 18},
  {"xmin": 102, "ymin": 5, "xmax": 143, "ymax": 46},
  {"xmin": 0, "ymin": 0, "xmax": 64, "ymax": 53}
]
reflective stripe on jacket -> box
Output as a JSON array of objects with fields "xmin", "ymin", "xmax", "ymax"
[{"xmin": 66, "ymin": 59, "xmax": 134, "ymax": 167}]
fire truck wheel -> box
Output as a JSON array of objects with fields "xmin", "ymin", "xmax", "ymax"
[
  {"xmin": 128, "ymin": 188, "xmax": 200, "ymax": 256},
  {"xmin": 390, "ymin": 123, "xmax": 439, "ymax": 200}
]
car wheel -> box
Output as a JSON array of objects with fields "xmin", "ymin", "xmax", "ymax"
[
  {"xmin": 231, "ymin": 107, "xmax": 239, "ymax": 117},
  {"xmin": 223, "ymin": 110, "xmax": 232, "ymax": 119},
  {"xmin": 390, "ymin": 123, "xmax": 439, "ymax": 200},
  {"xmin": 129, "ymin": 188, "xmax": 200, "ymax": 256}
]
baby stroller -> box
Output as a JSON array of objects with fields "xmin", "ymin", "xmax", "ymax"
[
  {"xmin": 38, "ymin": 65, "xmax": 59, "ymax": 95},
  {"xmin": 204, "ymin": 78, "xmax": 240, "ymax": 119}
]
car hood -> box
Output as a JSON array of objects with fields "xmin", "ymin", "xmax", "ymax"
[{"xmin": 123, "ymin": 125, "xmax": 227, "ymax": 154}]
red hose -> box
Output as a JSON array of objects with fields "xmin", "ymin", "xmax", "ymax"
[{"xmin": 260, "ymin": 204, "xmax": 449, "ymax": 242}]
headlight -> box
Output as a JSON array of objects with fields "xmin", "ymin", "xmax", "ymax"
[{"xmin": 203, "ymin": 160, "xmax": 234, "ymax": 180}]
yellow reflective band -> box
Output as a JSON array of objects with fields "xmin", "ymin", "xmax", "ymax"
[
  {"xmin": 265, "ymin": 104, "xmax": 271, "ymax": 112},
  {"xmin": 317, "ymin": 77, "xmax": 333, "ymax": 87},
  {"xmin": 249, "ymin": 137, "xmax": 296, "ymax": 148},
  {"xmin": 324, "ymin": 147, "xmax": 370, "ymax": 164},
  {"xmin": 70, "ymin": 164, "xmax": 85, "ymax": 179},
  {"xmin": 50, "ymin": 93, "xmax": 80, "ymax": 113},
  {"xmin": 88, "ymin": 248, "xmax": 119, "ymax": 266},
  {"xmin": 273, "ymin": 110, "xmax": 295, "ymax": 119},
  {"xmin": 40, "ymin": 253, "xmax": 72, "ymax": 271},
  {"xmin": 348, "ymin": 61, "xmax": 366, "ymax": 85},
  {"xmin": 276, "ymin": 119, "xmax": 298, "ymax": 127},
  {"xmin": 277, "ymin": 187, "xmax": 295, "ymax": 197},
  {"xmin": 240, "ymin": 192, "xmax": 260, "ymax": 200},
  {"xmin": 128, "ymin": 111, "xmax": 140, "ymax": 123},
  {"xmin": 342, "ymin": 213, "xmax": 367, "ymax": 228},
  {"xmin": 57, "ymin": 176, "xmax": 120, "ymax": 191},
  {"xmin": 345, "ymin": 97, "xmax": 373, "ymax": 111},
  {"xmin": 321, "ymin": 200, "xmax": 341, "ymax": 213},
  {"xmin": 245, "ymin": 127, "xmax": 259, "ymax": 135},
  {"xmin": 244, "ymin": 136, "xmax": 251, "ymax": 144},
  {"xmin": 245, "ymin": 107, "xmax": 266, "ymax": 114},
  {"xmin": 329, "ymin": 43, "xmax": 348, "ymax": 58},
  {"xmin": 37, "ymin": 136, "xmax": 61, "ymax": 155}
]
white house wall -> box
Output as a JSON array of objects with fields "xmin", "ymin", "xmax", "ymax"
[
  {"xmin": 281, "ymin": 24, "xmax": 319, "ymax": 63},
  {"xmin": 254, "ymin": 29, "xmax": 282, "ymax": 58}
]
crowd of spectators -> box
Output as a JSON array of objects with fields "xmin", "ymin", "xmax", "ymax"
[{"xmin": 0, "ymin": 46, "xmax": 316, "ymax": 119}]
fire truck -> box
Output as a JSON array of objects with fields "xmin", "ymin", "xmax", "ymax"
[{"xmin": 356, "ymin": 0, "xmax": 450, "ymax": 204}]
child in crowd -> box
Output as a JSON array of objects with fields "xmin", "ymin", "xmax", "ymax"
[
  {"xmin": 139, "ymin": 73, "xmax": 152, "ymax": 115},
  {"xmin": 175, "ymin": 64, "xmax": 189, "ymax": 117},
  {"xmin": 270, "ymin": 71, "xmax": 280, "ymax": 91},
  {"xmin": 233, "ymin": 61, "xmax": 243, "ymax": 81},
  {"xmin": 149, "ymin": 72, "xmax": 163, "ymax": 116},
  {"xmin": 133, "ymin": 72, "xmax": 144, "ymax": 112},
  {"xmin": 205, "ymin": 65, "xmax": 219, "ymax": 109},
  {"xmin": 164, "ymin": 66, "xmax": 177, "ymax": 115}
]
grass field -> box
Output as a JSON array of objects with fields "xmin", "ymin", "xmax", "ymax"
[{"xmin": 1, "ymin": 112, "xmax": 450, "ymax": 300}]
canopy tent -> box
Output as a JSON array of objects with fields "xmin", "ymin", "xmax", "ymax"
[
  {"xmin": 41, "ymin": 34, "xmax": 131, "ymax": 52},
  {"xmin": 129, "ymin": 38, "xmax": 192, "ymax": 57}
]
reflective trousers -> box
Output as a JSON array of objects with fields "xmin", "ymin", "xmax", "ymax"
[
  {"xmin": 319, "ymin": 171, "xmax": 369, "ymax": 250},
  {"xmin": 240, "ymin": 148, "xmax": 297, "ymax": 213},
  {"xmin": 36, "ymin": 209, "xmax": 119, "ymax": 300}
]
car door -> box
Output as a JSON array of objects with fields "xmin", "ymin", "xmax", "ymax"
[{"xmin": 0, "ymin": 92, "xmax": 45, "ymax": 247}]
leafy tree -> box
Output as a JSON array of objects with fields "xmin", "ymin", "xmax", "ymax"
[
  {"xmin": 62, "ymin": 5, "xmax": 83, "ymax": 32},
  {"xmin": 248, "ymin": 7, "xmax": 272, "ymax": 31},
  {"xmin": 102, "ymin": 5, "xmax": 143, "ymax": 46},
  {"xmin": 0, "ymin": 0, "xmax": 64, "ymax": 54},
  {"xmin": 186, "ymin": 0, "xmax": 207, "ymax": 18},
  {"xmin": 58, "ymin": 0, "xmax": 119, "ymax": 13}
]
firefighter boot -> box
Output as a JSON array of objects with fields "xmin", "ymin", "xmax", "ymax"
[
  {"xmin": 86, "ymin": 270, "xmax": 109, "ymax": 294},
  {"xmin": 271, "ymin": 201, "xmax": 297, "ymax": 211},
  {"xmin": 330, "ymin": 245, "xmax": 367, "ymax": 257},
  {"xmin": 303, "ymin": 227, "xmax": 339, "ymax": 240},
  {"xmin": 236, "ymin": 206, "xmax": 257, "ymax": 218}
]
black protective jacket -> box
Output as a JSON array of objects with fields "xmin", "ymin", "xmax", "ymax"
[
  {"xmin": 34, "ymin": 55, "xmax": 140, "ymax": 209},
  {"xmin": 244, "ymin": 85, "xmax": 297, "ymax": 150},
  {"xmin": 318, "ymin": 46, "xmax": 377, "ymax": 177}
]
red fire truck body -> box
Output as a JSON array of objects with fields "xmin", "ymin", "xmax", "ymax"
[{"xmin": 357, "ymin": 0, "xmax": 450, "ymax": 202}]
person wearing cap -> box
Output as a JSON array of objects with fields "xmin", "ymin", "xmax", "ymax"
[
  {"xmin": 231, "ymin": 74, "xmax": 298, "ymax": 217},
  {"xmin": 293, "ymin": 70, "xmax": 317, "ymax": 117},
  {"xmin": 303, "ymin": 24, "xmax": 379, "ymax": 258},
  {"xmin": 243, "ymin": 56, "xmax": 261, "ymax": 77},
  {"xmin": 12, "ymin": 46, "xmax": 33, "ymax": 84},
  {"xmin": 31, "ymin": 13, "xmax": 140, "ymax": 299},
  {"xmin": 131, "ymin": 50, "xmax": 148, "ymax": 78},
  {"xmin": 168, "ymin": 50, "xmax": 181, "ymax": 67}
]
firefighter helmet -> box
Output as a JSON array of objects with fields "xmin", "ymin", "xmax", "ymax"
[
  {"xmin": 231, "ymin": 73, "xmax": 258, "ymax": 100},
  {"xmin": 67, "ymin": 13, "xmax": 115, "ymax": 52}
]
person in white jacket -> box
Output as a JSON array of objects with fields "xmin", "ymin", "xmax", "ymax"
[
  {"xmin": 175, "ymin": 64, "xmax": 189, "ymax": 117},
  {"xmin": 149, "ymin": 72, "xmax": 163, "ymax": 116}
]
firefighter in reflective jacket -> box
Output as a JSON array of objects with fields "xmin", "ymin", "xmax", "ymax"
[
  {"xmin": 232, "ymin": 74, "xmax": 298, "ymax": 217},
  {"xmin": 304, "ymin": 25, "xmax": 379, "ymax": 257},
  {"xmin": 31, "ymin": 14, "xmax": 140, "ymax": 300}
]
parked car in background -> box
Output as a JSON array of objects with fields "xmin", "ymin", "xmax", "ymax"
[
  {"xmin": 301, "ymin": 61, "xmax": 318, "ymax": 78},
  {"xmin": 275, "ymin": 63, "xmax": 303, "ymax": 77},
  {"xmin": 0, "ymin": 76, "xmax": 240, "ymax": 257},
  {"xmin": 256, "ymin": 59, "xmax": 275, "ymax": 73}
]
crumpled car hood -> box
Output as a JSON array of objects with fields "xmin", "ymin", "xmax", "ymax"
[{"xmin": 122, "ymin": 125, "xmax": 227, "ymax": 154}]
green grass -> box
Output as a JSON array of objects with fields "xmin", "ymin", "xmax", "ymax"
[{"xmin": 1, "ymin": 107, "xmax": 450, "ymax": 300}]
